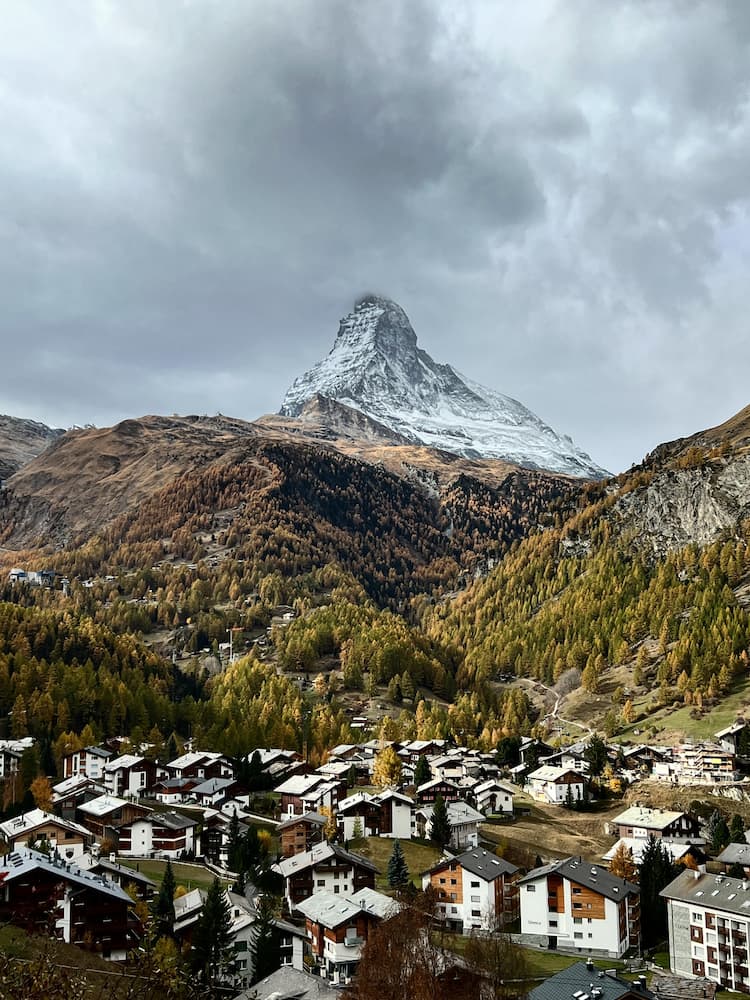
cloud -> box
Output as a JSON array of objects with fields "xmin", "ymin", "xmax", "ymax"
[{"xmin": 0, "ymin": 0, "xmax": 749, "ymax": 472}]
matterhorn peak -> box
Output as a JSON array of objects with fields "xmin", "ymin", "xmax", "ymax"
[{"xmin": 280, "ymin": 297, "xmax": 607, "ymax": 478}]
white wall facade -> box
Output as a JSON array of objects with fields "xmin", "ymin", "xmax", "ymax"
[{"xmin": 520, "ymin": 874, "xmax": 630, "ymax": 957}]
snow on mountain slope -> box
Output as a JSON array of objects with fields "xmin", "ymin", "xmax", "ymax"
[{"xmin": 280, "ymin": 295, "xmax": 607, "ymax": 478}]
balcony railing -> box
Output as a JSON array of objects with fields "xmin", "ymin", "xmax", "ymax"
[{"xmin": 344, "ymin": 936, "xmax": 364, "ymax": 948}]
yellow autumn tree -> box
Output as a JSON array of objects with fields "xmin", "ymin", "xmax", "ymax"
[{"xmin": 372, "ymin": 746, "xmax": 402, "ymax": 788}]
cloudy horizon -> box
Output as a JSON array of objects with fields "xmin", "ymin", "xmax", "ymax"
[{"xmin": 2, "ymin": 0, "xmax": 750, "ymax": 474}]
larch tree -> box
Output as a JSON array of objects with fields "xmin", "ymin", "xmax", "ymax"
[
  {"xmin": 372, "ymin": 745, "xmax": 402, "ymax": 788},
  {"xmin": 609, "ymin": 842, "xmax": 639, "ymax": 883}
]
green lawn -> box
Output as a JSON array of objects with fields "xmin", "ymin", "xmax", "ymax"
[
  {"xmin": 117, "ymin": 857, "xmax": 229, "ymax": 891},
  {"xmin": 617, "ymin": 675, "xmax": 750, "ymax": 743},
  {"xmin": 348, "ymin": 835, "xmax": 442, "ymax": 891}
]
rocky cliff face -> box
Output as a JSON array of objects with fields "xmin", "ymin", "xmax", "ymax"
[
  {"xmin": 613, "ymin": 453, "xmax": 750, "ymax": 554},
  {"xmin": 0, "ymin": 414, "xmax": 64, "ymax": 480},
  {"xmin": 280, "ymin": 295, "xmax": 607, "ymax": 479}
]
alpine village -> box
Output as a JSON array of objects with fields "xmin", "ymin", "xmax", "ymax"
[{"xmin": 0, "ymin": 294, "xmax": 748, "ymax": 1000}]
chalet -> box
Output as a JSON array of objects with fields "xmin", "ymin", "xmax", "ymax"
[
  {"xmin": 337, "ymin": 789, "xmax": 413, "ymax": 841},
  {"xmin": 152, "ymin": 776, "xmax": 200, "ymax": 804},
  {"xmin": 0, "ymin": 737, "xmax": 34, "ymax": 778},
  {"xmin": 0, "ymin": 809, "xmax": 91, "ymax": 859},
  {"xmin": 174, "ymin": 887, "xmax": 257, "ymax": 986},
  {"xmin": 164, "ymin": 750, "xmax": 233, "ymax": 782},
  {"xmin": 399, "ymin": 739, "xmax": 446, "ymax": 762},
  {"xmin": 472, "ymin": 779, "xmax": 515, "ymax": 816},
  {"xmin": 0, "ymin": 848, "xmax": 139, "ymax": 960},
  {"xmin": 103, "ymin": 754, "xmax": 157, "ymax": 799},
  {"xmin": 62, "ymin": 745, "xmax": 112, "ymax": 780},
  {"xmin": 274, "ymin": 842, "xmax": 378, "ymax": 910},
  {"xmin": 77, "ymin": 853, "xmax": 156, "ymax": 900},
  {"xmin": 526, "ymin": 765, "xmax": 586, "ymax": 805},
  {"xmin": 717, "ymin": 842, "xmax": 750, "ymax": 875},
  {"xmin": 611, "ymin": 806, "xmax": 701, "ymax": 841},
  {"xmin": 117, "ymin": 811, "xmax": 197, "ymax": 858},
  {"xmin": 603, "ymin": 837, "xmax": 706, "ymax": 869},
  {"xmin": 423, "ymin": 849, "xmax": 519, "ymax": 933},
  {"xmin": 430, "ymin": 755, "xmax": 465, "ymax": 783},
  {"xmin": 297, "ymin": 887, "xmax": 396, "ymax": 984},
  {"xmin": 519, "ymin": 856, "xmax": 640, "ymax": 958},
  {"xmin": 52, "ymin": 774, "xmax": 108, "ymax": 820},
  {"xmin": 716, "ymin": 720, "xmax": 750, "ymax": 755},
  {"xmin": 76, "ymin": 795, "xmax": 151, "ymax": 841},
  {"xmin": 247, "ymin": 966, "xmax": 340, "ymax": 1000},
  {"xmin": 416, "ymin": 777, "xmax": 462, "ymax": 805},
  {"xmin": 278, "ymin": 812, "xmax": 328, "ymax": 858},
  {"xmin": 191, "ymin": 776, "xmax": 239, "ymax": 807},
  {"xmin": 528, "ymin": 961, "xmax": 656, "ymax": 1000},
  {"xmin": 413, "ymin": 800, "xmax": 484, "ymax": 850},
  {"xmin": 276, "ymin": 773, "xmax": 345, "ymax": 818},
  {"xmin": 661, "ymin": 867, "xmax": 750, "ymax": 993}
]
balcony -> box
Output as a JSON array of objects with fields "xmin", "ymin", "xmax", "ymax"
[{"xmin": 344, "ymin": 936, "xmax": 364, "ymax": 948}]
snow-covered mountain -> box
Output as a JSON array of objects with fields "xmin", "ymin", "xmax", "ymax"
[{"xmin": 280, "ymin": 295, "xmax": 607, "ymax": 478}]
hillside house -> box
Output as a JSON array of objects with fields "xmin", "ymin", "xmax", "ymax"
[
  {"xmin": 413, "ymin": 800, "xmax": 484, "ymax": 850},
  {"xmin": 611, "ymin": 806, "xmax": 701, "ymax": 841},
  {"xmin": 274, "ymin": 842, "xmax": 378, "ymax": 910},
  {"xmin": 0, "ymin": 848, "xmax": 139, "ymax": 960},
  {"xmin": 416, "ymin": 777, "xmax": 462, "ymax": 805},
  {"xmin": 472, "ymin": 779, "xmax": 515, "ymax": 816},
  {"xmin": 103, "ymin": 754, "xmax": 157, "ymax": 799},
  {"xmin": 62, "ymin": 745, "xmax": 112, "ymax": 781},
  {"xmin": 0, "ymin": 737, "xmax": 35, "ymax": 778},
  {"xmin": 76, "ymin": 795, "xmax": 151, "ymax": 841},
  {"xmin": 526, "ymin": 765, "xmax": 586, "ymax": 805},
  {"xmin": 0, "ymin": 808, "xmax": 91, "ymax": 858},
  {"xmin": 174, "ymin": 887, "xmax": 257, "ymax": 986},
  {"xmin": 276, "ymin": 773, "xmax": 346, "ymax": 818},
  {"xmin": 717, "ymin": 842, "xmax": 750, "ymax": 875},
  {"xmin": 117, "ymin": 811, "xmax": 197, "ymax": 858},
  {"xmin": 423, "ymin": 848, "xmax": 519, "ymax": 933},
  {"xmin": 297, "ymin": 887, "xmax": 396, "ymax": 985},
  {"xmin": 278, "ymin": 812, "xmax": 327, "ymax": 858},
  {"xmin": 337, "ymin": 789, "xmax": 413, "ymax": 841},
  {"xmin": 519, "ymin": 857, "xmax": 640, "ymax": 958}
]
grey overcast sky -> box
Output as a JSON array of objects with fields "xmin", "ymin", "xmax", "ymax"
[{"xmin": 1, "ymin": 0, "xmax": 750, "ymax": 474}]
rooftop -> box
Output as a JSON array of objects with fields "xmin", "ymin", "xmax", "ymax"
[
  {"xmin": 662, "ymin": 868, "xmax": 750, "ymax": 916},
  {"xmin": 613, "ymin": 806, "xmax": 685, "ymax": 829},
  {"xmin": 527, "ymin": 961, "xmax": 654, "ymax": 1000},
  {"xmin": 519, "ymin": 857, "xmax": 639, "ymax": 902},
  {"xmin": 0, "ymin": 848, "xmax": 131, "ymax": 903}
]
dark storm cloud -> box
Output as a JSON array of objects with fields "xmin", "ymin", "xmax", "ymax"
[{"xmin": 1, "ymin": 0, "xmax": 749, "ymax": 471}]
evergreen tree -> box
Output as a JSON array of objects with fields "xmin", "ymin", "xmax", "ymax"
[
  {"xmin": 414, "ymin": 754, "xmax": 431, "ymax": 788},
  {"xmin": 429, "ymin": 795, "xmax": 452, "ymax": 849},
  {"xmin": 609, "ymin": 842, "xmax": 639, "ymax": 883},
  {"xmin": 190, "ymin": 878, "xmax": 233, "ymax": 989},
  {"xmin": 640, "ymin": 835, "xmax": 677, "ymax": 948},
  {"xmin": 583, "ymin": 734, "xmax": 608, "ymax": 777},
  {"xmin": 227, "ymin": 810, "xmax": 241, "ymax": 872},
  {"xmin": 251, "ymin": 894, "xmax": 279, "ymax": 984},
  {"xmin": 730, "ymin": 813, "xmax": 746, "ymax": 845},
  {"xmin": 707, "ymin": 810, "xmax": 730, "ymax": 853},
  {"xmin": 153, "ymin": 859, "xmax": 176, "ymax": 940},
  {"xmin": 387, "ymin": 839, "xmax": 410, "ymax": 889}
]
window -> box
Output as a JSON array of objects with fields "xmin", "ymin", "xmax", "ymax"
[
  {"xmin": 549, "ymin": 920, "xmax": 558, "ymax": 928},
  {"xmin": 472, "ymin": 910, "xmax": 481, "ymax": 917},
  {"xmin": 573, "ymin": 918, "xmax": 583, "ymax": 925},
  {"xmin": 471, "ymin": 881, "xmax": 480, "ymax": 888},
  {"xmin": 527, "ymin": 885, "xmax": 536, "ymax": 893},
  {"xmin": 317, "ymin": 880, "xmax": 325, "ymax": 887},
  {"xmin": 471, "ymin": 896, "xmax": 480, "ymax": 903},
  {"xmin": 574, "ymin": 932, "xmax": 583, "ymax": 940},
  {"xmin": 450, "ymin": 893, "xmax": 456, "ymax": 902},
  {"xmin": 334, "ymin": 886, "xmax": 340, "ymax": 894}
]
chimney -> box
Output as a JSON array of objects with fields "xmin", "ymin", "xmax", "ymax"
[{"xmin": 586, "ymin": 958, "xmax": 594, "ymax": 972}]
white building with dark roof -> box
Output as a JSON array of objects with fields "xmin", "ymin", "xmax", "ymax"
[
  {"xmin": 423, "ymin": 848, "xmax": 519, "ymax": 932},
  {"xmin": 519, "ymin": 857, "xmax": 640, "ymax": 958}
]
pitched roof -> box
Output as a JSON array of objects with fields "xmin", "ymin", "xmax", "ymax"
[
  {"xmin": 0, "ymin": 848, "xmax": 131, "ymax": 903},
  {"xmin": 277, "ymin": 811, "xmax": 327, "ymax": 832},
  {"xmin": 296, "ymin": 887, "xmax": 395, "ymax": 927},
  {"xmin": 527, "ymin": 764, "xmax": 584, "ymax": 782},
  {"xmin": 661, "ymin": 868, "xmax": 750, "ymax": 917},
  {"xmin": 275, "ymin": 841, "xmax": 378, "ymax": 878},
  {"xmin": 717, "ymin": 841, "xmax": 750, "ymax": 865},
  {"xmin": 76, "ymin": 794, "xmax": 133, "ymax": 817},
  {"xmin": 453, "ymin": 848, "xmax": 517, "ymax": 880},
  {"xmin": 612, "ymin": 805, "xmax": 685, "ymax": 829},
  {"xmin": 0, "ymin": 808, "xmax": 90, "ymax": 841},
  {"xmin": 519, "ymin": 857, "xmax": 639, "ymax": 902},
  {"xmin": 527, "ymin": 961, "xmax": 654, "ymax": 1000},
  {"xmin": 239, "ymin": 965, "xmax": 339, "ymax": 1000}
]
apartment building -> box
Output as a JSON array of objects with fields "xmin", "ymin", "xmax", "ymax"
[
  {"xmin": 519, "ymin": 857, "xmax": 640, "ymax": 958},
  {"xmin": 423, "ymin": 848, "xmax": 519, "ymax": 933},
  {"xmin": 662, "ymin": 868, "xmax": 750, "ymax": 994}
]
